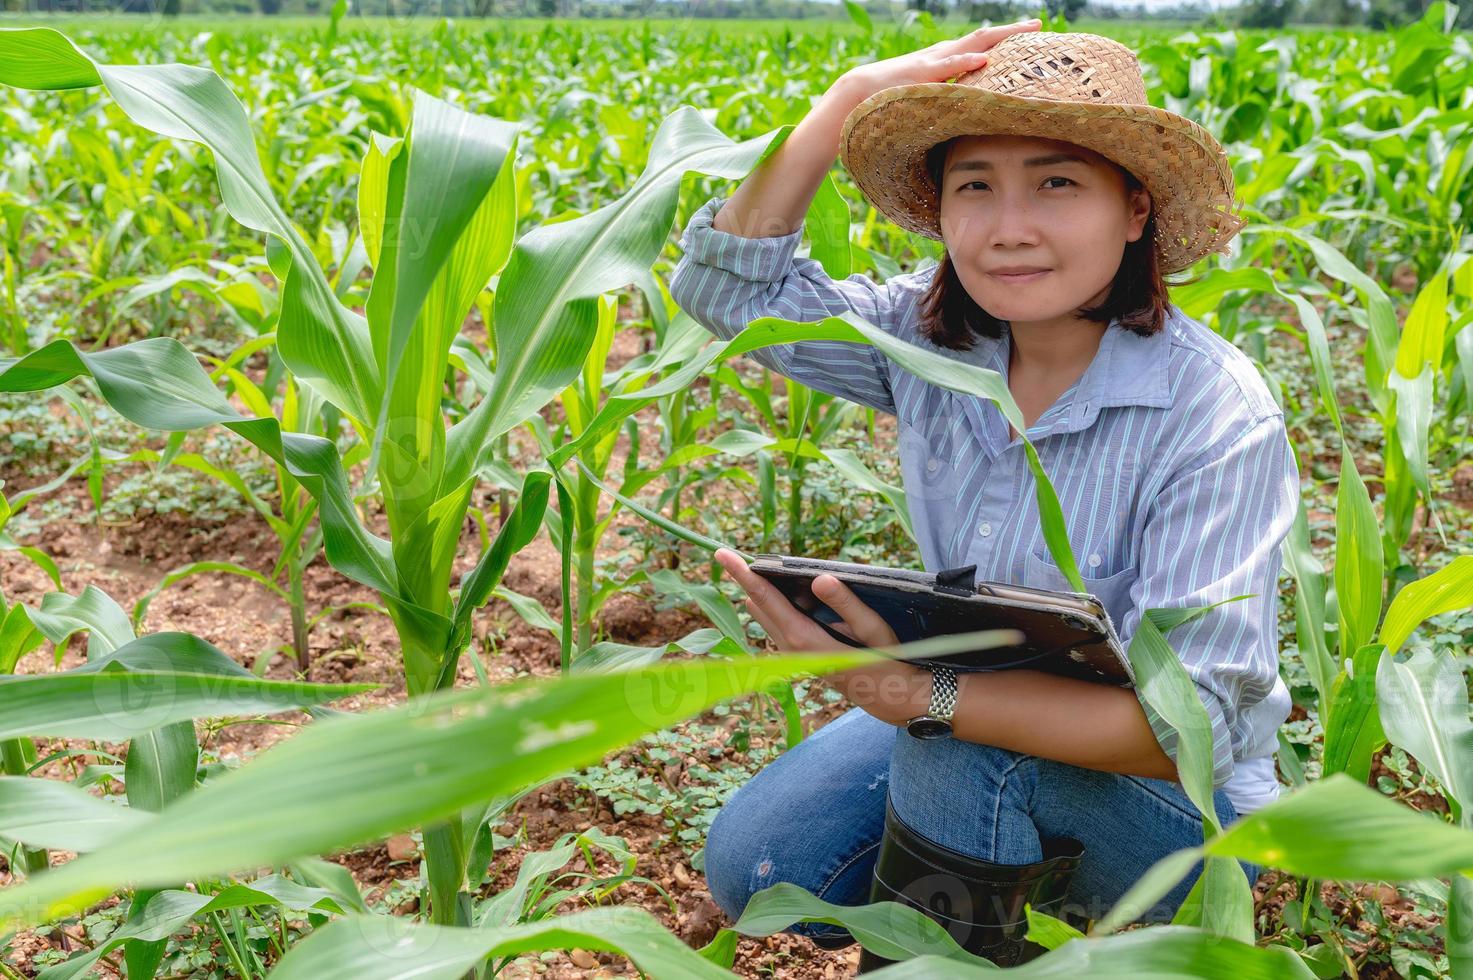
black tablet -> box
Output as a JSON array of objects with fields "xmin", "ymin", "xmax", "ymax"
[{"xmin": 748, "ymin": 553, "xmax": 1134, "ymax": 687}]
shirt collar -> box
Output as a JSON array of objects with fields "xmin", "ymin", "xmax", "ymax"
[
  {"xmin": 1069, "ymin": 309, "xmax": 1175, "ymax": 423},
  {"xmin": 961, "ymin": 307, "xmax": 1174, "ymax": 444}
]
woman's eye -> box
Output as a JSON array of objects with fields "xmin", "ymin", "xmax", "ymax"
[{"xmin": 958, "ymin": 178, "xmax": 1073, "ymax": 192}]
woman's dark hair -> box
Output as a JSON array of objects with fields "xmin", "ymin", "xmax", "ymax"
[{"xmin": 917, "ymin": 137, "xmax": 1172, "ymax": 351}]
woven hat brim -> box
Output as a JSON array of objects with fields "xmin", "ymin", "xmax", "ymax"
[{"xmin": 839, "ymin": 83, "xmax": 1245, "ymax": 274}]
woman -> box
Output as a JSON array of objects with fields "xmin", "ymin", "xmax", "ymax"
[{"xmin": 667, "ymin": 26, "xmax": 1295, "ymax": 967}]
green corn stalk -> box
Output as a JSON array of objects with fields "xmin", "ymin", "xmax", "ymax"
[
  {"xmin": 767, "ymin": 379, "xmax": 898, "ymax": 556},
  {"xmin": 0, "ymin": 25, "xmax": 845, "ymax": 932},
  {"xmin": 652, "ymin": 381, "xmax": 714, "ymax": 568},
  {"xmin": 128, "ymin": 340, "xmax": 370, "ymax": 675},
  {"xmin": 708, "ymin": 359, "xmax": 789, "ymax": 546},
  {"xmin": 526, "ymin": 296, "xmax": 756, "ymax": 667},
  {"xmin": 535, "ymin": 293, "xmax": 650, "ymax": 661},
  {"xmin": 648, "ymin": 315, "xmax": 723, "ymax": 571},
  {"xmin": 781, "ymin": 381, "xmax": 818, "ymax": 555},
  {"xmin": 0, "ymin": 194, "xmax": 26, "ymax": 357}
]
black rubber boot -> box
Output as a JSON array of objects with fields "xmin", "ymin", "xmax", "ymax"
[{"xmin": 855, "ymin": 794, "xmax": 1085, "ymax": 973}]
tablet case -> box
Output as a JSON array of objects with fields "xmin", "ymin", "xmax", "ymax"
[{"xmin": 749, "ymin": 553, "xmax": 1135, "ymax": 688}]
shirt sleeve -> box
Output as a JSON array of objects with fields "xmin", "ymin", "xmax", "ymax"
[
  {"xmin": 1120, "ymin": 412, "xmax": 1299, "ymax": 790},
  {"xmin": 667, "ymin": 194, "xmax": 903, "ymax": 416}
]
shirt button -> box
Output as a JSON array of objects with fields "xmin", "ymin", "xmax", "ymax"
[
  {"xmin": 977, "ymin": 522, "xmax": 992, "ymax": 538},
  {"xmin": 926, "ymin": 457, "xmax": 939, "ymax": 472},
  {"xmin": 1088, "ymin": 553, "xmax": 1102, "ymax": 568}
]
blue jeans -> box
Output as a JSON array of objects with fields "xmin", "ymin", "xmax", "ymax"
[{"xmin": 704, "ymin": 706, "xmax": 1260, "ymax": 943}]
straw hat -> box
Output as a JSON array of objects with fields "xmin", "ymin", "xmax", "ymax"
[{"xmin": 838, "ymin": 31, "xmax": 1245, "ymax": 274}]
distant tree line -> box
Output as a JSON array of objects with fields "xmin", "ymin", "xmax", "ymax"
[
  {"xmin": 2, "ymin": 0, "xmax": 1465, "ymax": 31},
  {"xmin": 1228, "ymin": 0, "xmax": 1467, "ymax": 29},
  {"xmin": 977, "ymin": 0, "xmax": 1467, "ymax": 29}
]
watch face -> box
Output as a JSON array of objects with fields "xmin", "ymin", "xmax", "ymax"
[{"xmin": 906, "ymin": 717, "xmax": 952, "ymax": 740}]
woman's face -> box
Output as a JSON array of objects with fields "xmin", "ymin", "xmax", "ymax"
[{"xmin": 937, "ymin": 134, "xmax": 1152, "ymax": 326}]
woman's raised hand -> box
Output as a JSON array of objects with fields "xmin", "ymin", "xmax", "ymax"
[
  {"xmin": 710, "ymin": 19, "xmax": 1041, "ymax": 245},
  {"xmin": 835, "ymin": 18, "xmax": 1042, "ymax": 106}
]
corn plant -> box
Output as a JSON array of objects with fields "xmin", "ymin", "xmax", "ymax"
[
  {"xmin": 646, "ymin": 317, "xmax": 727, "ymax": 570},
  {"xmin": 3, "ymin": 14, "xmax": 1473, "ymax": 975},
  {"xmin": 704, "ymin": 366, "xmax": 911, "ymax": 555},
  {"xmin": 1178, "ymin": 225, "xmax": 1473, "ymax": 785},
  {"xmin": 523, "ymin": 293, "xmax": 674, "ymax": 663},
  {"xmin": 130, "ymin": 342, "xmax": 377, "ymax": 674}
]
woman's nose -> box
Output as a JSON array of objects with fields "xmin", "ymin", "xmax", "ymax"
[{"xmin": 988, "ymin": 194, "xmax": 1041, "ymax": 249}]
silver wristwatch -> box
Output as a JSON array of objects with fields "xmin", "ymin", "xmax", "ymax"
[{"xmin": 905, "ymin": 664, "xmax": 958, "ymax": 739}]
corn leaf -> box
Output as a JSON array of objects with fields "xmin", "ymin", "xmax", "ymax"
[
  {"xmin": 1205, "ymin": 773, "xmax": 1473, "ymax": 879},
  {"xmin": 364, "ymin": 91, "xmax": 518, "ymax": 530},
  {"xmin": 1378, "ymin": 555, "xmax": 1473, "ymax": 654},
  {"xmin": 1334, "ymin": 445, "xmax": 1383, "ymax": 660},
  {"xmin": 0, "ymin": 777, "xmax": 147, "ymax": 851},
  {"xmin": 444, "ymin": 108, "xmax": 795, "ymax": 482},
  {"xmin": 272, "ymin": 900, "xmax": 1310, "ymax": 980},
  {"xmin": 1282, "ymin": 502, "xmax": 1335, "ymax": 711},
  {"xmin": 1251, "ymin": 225, "xmax": 1398, "ymax": 413},
  {"xmin": 0, "ymin": 651, "xmax": 871, "ymax": 929},
  {"xmin": 1377, "ymin": 646, "xmax": 1472, "ymax": 826},
  {"xmin": 26, "ymin": 584, "xmax": 135, "ymax": 657},
  {"xmin": 270, "ymin": 907, "xmax": 738, "ymax": 980},
  {"xmin": 0, "ymin": 338, "xmax": 424, "ymax": 644},
  {"xmin": 805, "ymin": 171, "xmax": 852, "ymax": 280},
  {"xmin": 1322, "ymin": 643, "xmax": 1388, "ymax": 783},
  {"xmin": 0, "ymin": 632, "xmax": 372, "ymax": 741},
  {"xmin": 1098, "ymin": 774, "xmax": 1473, "ymax": 935},
  {"xmin": 37, "ymin": 878, "xmax": 342, "ymax": 980}
]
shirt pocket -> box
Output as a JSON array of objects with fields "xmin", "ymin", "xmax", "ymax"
[
  {"xmin": 897, "ymin": 396, "xmax": 968, "ymax": 503},
  {"xmin": 1023, "ymin": 547, "xmax": 1136, "ymax": 633}
]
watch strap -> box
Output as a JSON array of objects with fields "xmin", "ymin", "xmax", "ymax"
[{"xmin": 928, "ymin": 663, "xmax": 958, "ymax": 722}]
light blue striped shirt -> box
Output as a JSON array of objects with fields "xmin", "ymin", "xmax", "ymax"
[{"xmin": 670, "ymin": 194, "xmax": 1298, "ymax": 817}]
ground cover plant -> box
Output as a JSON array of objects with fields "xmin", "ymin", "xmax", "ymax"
[{"xmin": 0, "ymin": 7, "xmax": 1470, "ymax": 979}]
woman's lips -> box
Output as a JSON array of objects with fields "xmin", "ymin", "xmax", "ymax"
[{"xmin": 988, "ymin": 269, "xmax": 1051, "ymax": 283}]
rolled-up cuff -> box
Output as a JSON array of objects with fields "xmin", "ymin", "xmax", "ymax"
[
  {"xmin": 677, "ymin": 195, "xmax": 805, "ymax": 282},
  {"xmin": 1135, "ymin": 686, "xmax": 1235, "ymax": 791}
]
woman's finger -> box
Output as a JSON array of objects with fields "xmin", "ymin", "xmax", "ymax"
[
  {"xmin": 716, "ymin": 548, "xmax": 827, "ymax": 647},
  {"xmin": 812, "ymin": 574, "xmax": 899, "ymax": 647},
  {"xmin": 947, "ymin": 18, "xmax": 1041, "ymax": 55},
  {"xmin": 939, "ymin": 51, "xmax": 990, "ymax": 79},
  {"xmin": 714, "ymin": 548, "xmax": 774, "ymax": 602},
  {"xmin": 743, "ymin": 597, "xmax": 785, "ymax": 648}
]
